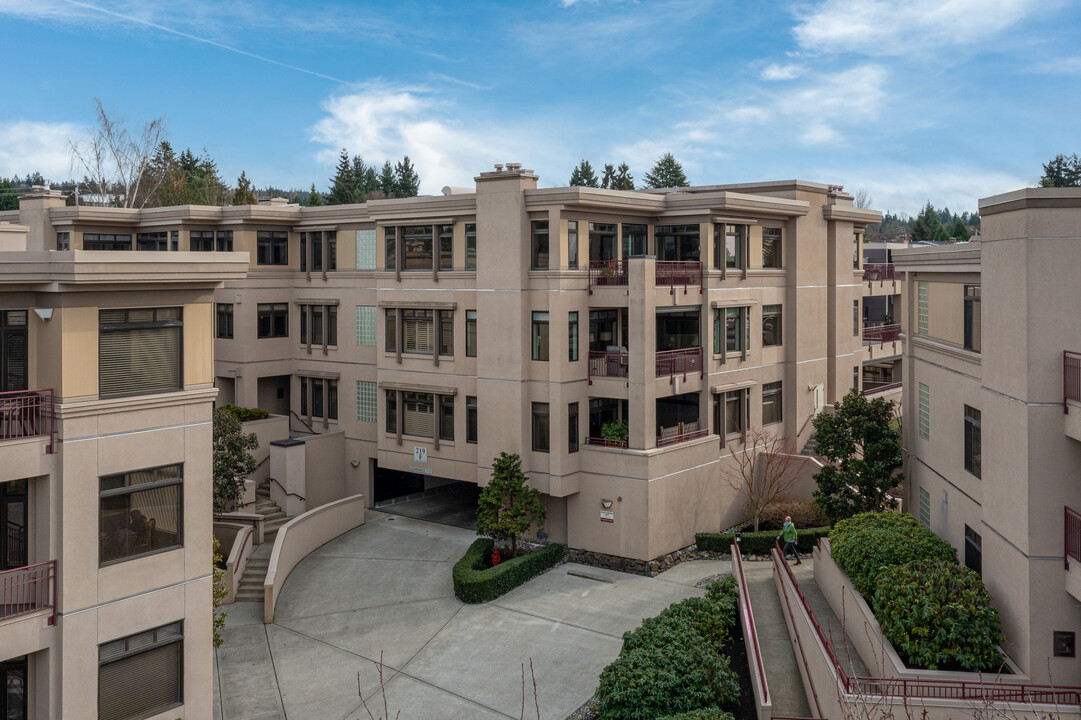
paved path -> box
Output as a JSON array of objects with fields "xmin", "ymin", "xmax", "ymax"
[{"xmin": 214, "ymin": 510, "xmax": 729, "ymax": 720}]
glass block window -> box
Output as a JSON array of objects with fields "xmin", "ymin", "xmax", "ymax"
[
  {"xmin": 918, "ymin": 383, "xmax": 930, "ymax": 439},
  {"xmin": 356, "ymin": 305, "xmax": 376, "ymax": 346},
  {"xmin": 356, "ymin": 381, "xmax": 377, "ymax": 423},
  {"xmin": 356, "ymin": 229, "xmax": 377, "ymax": 270},
  {"xmin": 919, "ymin": 487, "xmax": 931, "ymax": 528},
  {"xmin": 917, "ymin": 282, "xmax": 928, "ymax": 335}
]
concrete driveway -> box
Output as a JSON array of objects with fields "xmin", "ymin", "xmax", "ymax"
[{"xmin": 213, "ymin": 509, "xmax": 729, "ymax": 720}]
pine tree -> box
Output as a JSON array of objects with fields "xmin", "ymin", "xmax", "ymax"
[
  {"xmin": 327, "ymin": 149, "xmax": 354, "ymax": 205},
  {"xmin": 1040, "ymin": 153, "xmax": 1081, "ymax": 187},
  {"xmin": 568, "ymin": 159, "xmax": 599, "ymax": 187},
  {"xmin": 305, "ymin": 183, "xmax": 323, "ymax": 207},
  {"xmin": 643, "ymin": 153, "xmax": 689, "ymax": 188},
  {"xmin": 232, "ymin": 171, "xmax": 256, "ymax": 205},
  {"xmin": 911, "ymin": 201, "xmax": 943, "ymax": 243},
  {"xmin": 0, "ymin": 178, "xmax": 16, "ymax": 211},
  {"xmin": 600, "ymin": 163, "xmax": 616, "ymax": 189},
  {"xmin": 379, "ymin": 160, "xmax": 397, "ymax": 198},
  {"xmin": 613, "ymin": 162, "xmax": 635, "ymax": 190},
  {"xmin": 395, "ymin": 156, "xmax": 420, "ymax": 197},
  {"xmin": 350, "ymin": 155, "xmax": 369, "ymax": 203},
  {"xmin": 950, "ymin": 218, "xmax": 970, "ymax": 242},
  {"xmin": 363, "ymin": 166, "xmax": 379, "ymax": 199},
  {"xmin": 475, "ymin": 452, "xmax": 547, "ymax": 557}
]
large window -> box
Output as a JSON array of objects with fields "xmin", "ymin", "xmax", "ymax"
[
  {"xmin": 466, "ymin": 396, "xmax": 478, "ymax": 443},
  {"xmin": 300, "ymin": 231, "xmax": 337, "ymax": 272},
  {"xmin": 622, "ymin": 223, "xmax": 647, "ymax": 258},
  {"xmin": 762, "ymin": 304, "xmax": 782, "ymax": 347},
  {"xmin": 99, "ymin": 622, "xmax": 183, "ymax": 720},
  {"xmin": 568, "ymin": 312, "xmax": 579, "ymax": 361},
  {"xmin": 100, "ymin": 464, "xmax": 182, "ymax": 564},
  {"xmin": 532, "ymin": 312, "xmax": 549, "ymax": 361},
  {"xmin": 385, "ymin": 309, "xmax": 451, "ymax": 355},
  {"xmin": 391, "ymin": 391, "xmax": 453, "ymax": 439},
  {"xmin": 714, "ymin": 307, "xmax": 747, "ymax": 354},
  {"xmin": 762, "ymin": 381, "xmax": 783, "ymax": 425},
  {"xmin": 714, "ymin": 224, "xmax": 743, "ymax": 269},
  {"xmin": 568, "ymin": 402, "xmax": 579, "ymax": 453},
  {"xmin": 190, "ymin": 231, "xmax": 214, "ymax": 252},
  {"xmin": 134, "ymin": 232, "xmax": 170, "ymax": 251},
  {"xmin": 655, "ymin": 224, "xmax": 698, "ymax": 262},
  {"xmin": 964, "ymin": 285, "xmax": 981, "ymax": 352},
  {"xmin": 567, "ymin": 221, "xmax": 578, "ymax": 268},
  {"xmin": 964, "ymin": 405, "xmax": 981, "ymax": 478},
  {"xmin": 256, "ymin": 303, "xmax": 288, "ymax": 339},
  {"xmin": 215, "ymin": 304, "xmax": 233, "ymax": 339},
  {"xmin": 99, "ymin": 308, "xmax": 182, "ymax": 398},
  {"xmin": 590, "ymin": 222, "xmax": 619, "ymax": 262},
  {"xmin": 762, "ymin": 227, "xmax": 782, "ymax": 268},
  {"xmin": 465, "ymin": 310, "xmax": 477, "ymax": 357},
  {"xmin": 403, "ymin": 225, "xmax": 433, "ymax": 271},
  {"xmin": 531, "ymin": 220, "xmax": 549, "ymax": 270},
  {"xmin": 216, "ymin": 230, "xmax": 233, "ymax": 252},
  {"xmin": 84, "ymin": 233, "xmax": 132, "ymax": 251},
  {"xmin": 256, "ymin": 231, "xmax": 288, "ymax": 265},
  {"xmin": 532, "ymin": 402, "xmax": 550, "ymax": 452},
  {"xmin": 300, "ymin": 377, "xmax": 338, "ymax": 420},
  {"xmin": 465, "ymin": 224, "xmax": 477, "ymax": 270},
  {"xmin": 299, "ymin": 304, "xmax": 338, "ymax": 346}
]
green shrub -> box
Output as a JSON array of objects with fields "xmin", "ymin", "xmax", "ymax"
[
  {"xmin": 622, "ymin": 582, "xmax": 738, "ymax": 654},
  {"xmin": 759, "ymin": 496, "xmax": 829, "ymax": 530},
  {"xmin": 874, "ymin": 560, "xmax": 1005, "ymax": 672},
  {"xmin": 219, "ymin": 404, "xmax": 270, "ymax": 423},
  {"xmin": 658, "ymin": 711, "xmax": 735, "ymax": 720},
  {"xmin": 452, "ymin": 538, "xmax": 563, "ymax": 603},
  {"xmin": 829, "ymin": 511, "xmax": 956, "ymax": 597},
  {"xmin": 696, "ymin": 527, "xmax": 830, "ymax": 555}
]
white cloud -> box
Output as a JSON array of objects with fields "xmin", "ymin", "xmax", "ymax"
[
  {"xmin": 793, "ymin": 0, "xmax": 1043, "ymax": 55},
  {"xmin": 0, "ymin": 121, "xmax": 84, "ymax": 180},
  {"xmin": 837, "ymin": 165, "xmax": 1031, "ymax": 216},
  {"xmin": 775, "ymin": 65, "xmax": 886, "ymax": 122},
  {"xmin": 761, "ymin": 63, "xmax": 802, "ymax": 81},
  {"xmin": 800, "ymin": 123, "xmax": 841, "ymax": 144}
]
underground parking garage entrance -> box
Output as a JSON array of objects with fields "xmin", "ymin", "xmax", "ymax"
[{"xmin": 373, "ymin": 465, "xmax": 479, "ymax": 530}]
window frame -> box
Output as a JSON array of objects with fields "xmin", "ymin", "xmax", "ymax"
[
  {"xmin": 762, "ymin": 304, "xmax": 782, "ymax": 347},
  {"xmin": 466, "ymin": 395, "xmax": 478, "ymax": 444},
  {"xmin": 568, "ymin": 401, "xmax": 579, "ymax": 453},
  {"xmin": 465, "ymin": 310, "xmax": 477, "ymax": 358},
  {"xmin": 99, "ymin": 463, "xmax": 183, "ymax": 566},
  {"xmin": 964, "ymin": 284, "xmax": 981, "ymax": 352},
  {"xmin": 190, "ymin": 231, "xmax": 214, "ymax": 252},
  {"xmin": 256, "ymin": 231, "xmax": 288, "ymax": 265},
  {"xmin": 532, "ymin": 402, "xmax": 550, "ymax": 453},
  {"xmin": 964, "ymin": 404, "xmax": 981, "ymax": 478},
  {"xmin": 465, "ymin": 223, "xmax": 477, "ymax": 270},
  {"xmin": 531, "ymin": 220, "xmax": 549, "ymax": 270},
  {"xmin": 256, "ymin": 303, "xmax": 289, "ymax": 339},
  {"xmin": 98, "ymin": 307, "xmax": 183, "ymax": 399},
  {"xmin": 532, "ymin": 311, "xmax": 549, "ymax": 361},
  {"xmin": 215, "ymin": 303, "xmax": 234, "ymax": 339},
  {"xmin": 568, "ymin": 311, "xmax": 579, "ymax": 362},
  {"xmin": 98, "ymin": 621, "xmax": 183, "ymax": 720},
  {"xmin": 762, "ymin": 227, "xmax": 783, "ymax": 268},
  {"xmin": 567, "ymin": 220, "xmax": 578, "ymax": 269},
  {"xmin": 762, "ymin": 381, "xmax": 783, "ymax": 425}
]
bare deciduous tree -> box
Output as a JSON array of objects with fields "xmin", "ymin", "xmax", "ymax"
[
  {"xmin": 724, "ymin": 427, "xmax": 802, "ymax": 531},
  {"xmin": 70, "ymin": 98, "xmax": 167, "ymax": 208},
  {"xmin": 854, "ymin": 187, "xmax": 873, "ymax": 209}
]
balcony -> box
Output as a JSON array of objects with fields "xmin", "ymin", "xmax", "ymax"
[
  {"xmin": 656, "ymin": 261, "xmax": 702, "ymax": 294},
  {"xmin": 862, "ymin": 323, "xmax": 901, "ymax": 346},
  {"xmin": 862, "ymin": 262, "xmax": 895, "ymax": 283},
  {"xmin": 588, "ymin": 350, "xmax": 629, "ymax": 383},
  {"xmin": 657, "ymin": 420, "xmax": 709, "ymax": 447},
  {"xmin": 0, "ymin": 389, "xmax": 55, "ymax": 453},
  {"xmin": 1066, "ymin": 507, "xmax": 1081, "ymax": 602},
  {"xmin": 656, "ymin": 347, "xmax": 703, "ymax": 382},
  {"xmin": 584, "ymin": 436, "xmax": 628, "ymax": 449},
  {"xmin": 0, "ymin": 560, "xmax": 57, "ymax": 626},
  {"xmin": 1064, "ymin": 352, "xmax": 1081, "ymax": 441},
  {"xmin": 588, "ymin": 260, "xmax": 628, "ymax": 293}
]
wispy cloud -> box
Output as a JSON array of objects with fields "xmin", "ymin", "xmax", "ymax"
[
  {"xmin": 429, "ymin": 73, "xmax": 492, "ymax": 91},
  {"xmin": 0, "ymin": 121, "xmax": 84, "ymax": 179},
  {"xmin": 761, "ymin": 63, "xmax": 802, "ymax": 81},
  {"xmin": 837, "ymin": 164, "xmax": 1032, "ymax": 216}
]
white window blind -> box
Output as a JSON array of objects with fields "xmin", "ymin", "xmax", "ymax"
[{"xmin": 99, "ymin": 308, "xmax": 182, "ymax": 398}]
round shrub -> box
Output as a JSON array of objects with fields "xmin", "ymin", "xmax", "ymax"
[
  {"xmin": 873, "ymin": 560, "xmax": 1004, "ymax": 672},
  {"xmin": 829, "ymin": 511, "xmax": 956, "ymax": 597}
]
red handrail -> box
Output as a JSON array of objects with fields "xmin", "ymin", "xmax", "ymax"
[
  {"xmin": 0, "ymin": 559, "xmax": 57, "ymax": 626},
  {"xmin": 656, "ymin": 427, "xmax": 709, "ymax": 447},
  {"xmin": 268, "ymin": 477, "xmax": 306, "ymax": 502},
  {"xmin": 588, "ymin": 350, "xmax": 628, "ymax": 380},
  {"xmin": 584, "ymin": 436, "xmax": 628, "ymax": 449},
  {"xmin": 588, "ymin": 260, "xmax": 628, "ymax": 292},
  {"xmin": 656, "ymin": 260, "xmax": 702, "ymax": 293},
  {"xmin": 655, "ymin": 346, "xmax": 703, "ymax": 380},
  {"xmin": 732, "ymin": 541, "xmax": 770, "ymax": 708},
  {"xmin": 0, "ymin": 388, "xmax": 55, "ymax": 453},
  {"xmin": 1065, "ymin": 351, "xmax": 1081, "ymax": 414},
  {"xmin": 863, "ymin": 381, "xmax": 902, "ymax": 397},
  {"xmin": 862, "ymin": 263, "xmax": 895, "ymax": 283},
  {"xmin": 862, "ymin": 323, "xmax": 901, "ymax": 345}
]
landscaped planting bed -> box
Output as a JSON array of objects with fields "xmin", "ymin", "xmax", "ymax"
[
  {"xmin": 452, "ymin": 538, "xmax": 564, "ymax": 603},
  {"xmin": 696, "ymin": 526, "xmax": 830, "ymax": 556}
]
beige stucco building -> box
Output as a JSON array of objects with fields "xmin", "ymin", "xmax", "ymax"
[
  {"xmin": 896, "ymin": 186, "xmax": 1081, "ymax": 685},
  {"xmin": 0, "ymin": 187, "xmax": 245, "ymax": 719}
]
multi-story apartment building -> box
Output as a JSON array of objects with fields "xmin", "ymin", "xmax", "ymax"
[
  {"xmin": 896, "ymin": 186, "xmax": 1081, "ymax": 685},
  {"xmin": 4, "ymin": 165, "xmax": 880, "ymax": 566},
  {"xmin": 0, "ymin": 187, "xmax": 245, "ymax": 719}
]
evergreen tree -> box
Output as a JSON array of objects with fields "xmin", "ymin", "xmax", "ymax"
[
  {"xmin": 950, "ymin": 218, "xmax": 970, "ymax": 242},
  {"xmin": 568, "ymin": 159, "xmax": 599, "ymax": 187},
  {"xmin": 613, "ymin": 162, "xmax": 635, "ymax": 190},
  {"xmin": 1040, "ymin": 153, "xmax": 1081, "ymax": 187},
  {"xmin": 643, "ymin": 153, "xmax": 689, "ymax": 188},
  {"xmin": 600, "ymin": 163, "xmax": 616, "ymax": 189},
  {"xmin": 475, "ymin": 452, "xmax": 546, "ymax": 557},
  {"xmin": 363, "ymin": 166, "xmax": 379, "ymax": 199},
  {"xmin": 327, "ymin": 149, "xmax": 354, "ymax": 205},
  {"xmin": 212, "ymin": 407, "xmax": 259, "ymax": 514},
  {"xmin": 0, "ymin": 178, "xmax": 18, "ymax": 211},
  {"xmin": 379, "ymin": 160, "xmax": 397, "ymax": 198},
  {"xmin": 395, "ymin": 156, "xmax": 420, "ymax": 197},
  {"xmin": 933, "ymin": 224, "xmax": 950, "ymax": 243},
  {"xmin": 232, "ymin": 171, "xmax": 256, "ymax": 205},
  {"xmin": 911, "ymin": 201, "xmax": 943, "ymax": 243},
  {"xmin": 305, "ymin": 183, "xmax": 323, "ymax": 207},
  {"xmin": 351, "ymin": 155, "xmax": 373, "ymax": 202},
  {"xmin": 147, "ymin": 141, "xmax": 185, "ymax": 208}
]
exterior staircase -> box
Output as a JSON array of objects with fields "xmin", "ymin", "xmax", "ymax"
[
  {"xmin": 801, "ymin": 432, "xmax": 819, "ymax": 457},
  {"xmin": 254, "ymin": 480, "xmax": 290, "ymax": 543},
  {"xmin": 233, "ymin": 481, "xmax": 292, "ymax": 602}
]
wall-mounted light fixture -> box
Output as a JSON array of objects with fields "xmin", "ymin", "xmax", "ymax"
[
  {"xmin": 601, "ymin": 499, "xmax": 613, "ymax": 509},
  {"xmin": 350, "ymin": 460, "xmax": 361, "ymax": 468},
  {"xmin": 31, "ymin": 308, "xmax": 53, "ymax": 321}
]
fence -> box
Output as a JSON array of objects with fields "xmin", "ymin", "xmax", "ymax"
[
  {"xmin": 862, "ymin": 263, "xmax": 895, "ymax": 282},
  {"xmin": 584, "ymin": 437, "xmax": 628, "ymax": 449},
  {"xmin": 588, "ymin": 260, "xmax": 628, "ymax": 291}
]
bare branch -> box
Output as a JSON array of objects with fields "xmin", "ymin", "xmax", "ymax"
[
  {"xmin": 69, "ymin": 98, "xmax": 166, "ymax": 208},
  {"xmin": 723, "ymin": 427, "xmax": 803, "ymax": 531}
]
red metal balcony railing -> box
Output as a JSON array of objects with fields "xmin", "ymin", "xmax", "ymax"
[
  {"xmin": 862, "ymin": 323, "xmax": 901, "ymax": 345},
  {"xmin": 584, "ymin": 436, "xmax": 628, "ymax": 449},
  {"xmin": 1065, "ymin": 351, "xmax": 1081, "ymax": 414},
  {"xmin": 0, "ymin": 560, "xmax": 57, "ymax": 625},
  {"xmin": 655, "ymin": 346, "xmax": 703, "ymax": 381},
  {"xmin": 1067, "ymin": 507, "xmax": 1081, "ymax": 569},
  {"xmin": 862, "ymin": 262, "xmax": 895, "ymax": 283},
  {"xmin": 863, "ymin": 381, "xmax": 902, "ymax": 397},
  {"xmin": 0, "ymin": 389, "xmax": 55, "ymax": 453},
  {"xmin": 656, "ymin": 422, "xmax": 708, "ymax": 447},
  {"xmin": 588, "ymin": 350, "xmax": 629, "ymax": 381},
  {"xmin": 588, "ymin": 260, "xmax": 628, "ymax": 292},
  {"xmin": 656, "ymin": 260, "xmax": 702, "ymax": 293}
]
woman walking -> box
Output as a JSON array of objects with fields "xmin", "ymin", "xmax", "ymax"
[{"xmin": 778, "ymin": 515, "xmax": 801, "ymax": 565}]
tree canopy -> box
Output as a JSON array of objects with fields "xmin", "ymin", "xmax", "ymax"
[
  {"xmin": 232, "ymin": 171, "xmax": 256, "ymax": 205},
  {"xmin": 643, "ymin": 153, "xmax": 689, "ymax": 188},
  {"xmin": 475, "ymin": 452, "xmax": 546, "ymax": 557},
  {"xmin": 569, "ymin": 159, "xmax": 599, "ymax": 187},
  {"xmin": 1040, "ymin": 153, "xmax": 1081, "ymax": 187}
]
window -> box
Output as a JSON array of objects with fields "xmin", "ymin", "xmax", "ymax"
[
  {"xmin": 216, "ymin": 230, "xmax": 233, "ymax": 252},
  {"xmin": 590, "ymin": 222, "xmax": 620, "ymax": 261},
  {"xmin": 299, "ymin": 304, "xmax": 337, "ymax": 346},
  {"xmin": 300, "ymin": 231, "xmax": 335, "ymax": 272},
  {"xmin": 466, "ymin": 396, "xmax": 477, "ymax": 444},
  {"xmin": 622, "ymin": 223, "xmax": 647, "ymax": 258},
  {"xmin": 853, "ymin": 366, "xmax": 860, "ymax": 390},
  {"xmin": 532, "ymin": 312, "xmax": 549, "ymax": 361},
  {"xmin": 300, "ymin": 377, "xmax": 337, "ymax": 420},
  {"xmin": 531, "ymin": 220, "xmax": 549, "ymax": 270},
  {"xmin": 299, "ymin": 232, "xmax": 308, "ymax": 271},
  {"xmin": 853, "ymin": 300, "xmax": 860, "ymax": 336},
  {"xmin": 215, "ymin": 304, "xmax": 233, "ymax": 339},
  {"xmin": 568, "ymin": 311, "xmax": 579, "ymax": 361},
  {"xmin": 918, "ymin": 487, "xmax": 931, "ymax": 528},
  {"xmin": 56, "ymin": 231, "xmax": 70, "ymax": 251},
  {"xmin": 714, "ymin": 224, "xmax": 742, "ymax": 269},
  {"xmin": 256, "ymin": 231, "xmax": 288, "ymax": 265},
  {"xmin": 762, "ymin": 305, "xmax": 782, "ymax": 347},
  {"xmin": 532, "ymin": 402, "xmax": 550, "ymax": 452},
  {"xmin": 190, "ymin": 231, "xmax": 214, "ymax": 252},
  {"xmin": 386, "ymin": 309, "xmax": 397, "ymax": 352},
  {"xmin": 402, "ymin": 225, "xmax": 433, "ymax": 271},
  {"xmin": 569, "ymin": 402, "xmax": 579, "ymax": 453},
  {"xmin": 356, "ymin": 229, "xmax": 376, "ymax": 269},
  {"xmin": 714, "ymin": 307, "xmax": 746, "ymax": 353},
  {"xmin": 853, "ymin": 232, "xmax": 862, "ymax": 269},
  {"xmin": 1, "ymin": 310, "xmax": 27, "ymax": 393},
  {"xmin": 99, "ymin": 621, "xmax": 183, "ymax": 720},
  {"xmin": 762, "ymin": 381, "xmax": 782, "ymax": 425},
  {"xmin": 170, "ymin": 230, "xmax": 178, "ymax": 251},
  {"xmin": 440, "ymin": 395, "xmax": 454, "ymax": 441},
  {"xmin": 465, "ymin": 223, "xmax": 477, "ymax": 270},
  {"xmin": 404, "ymin": 392, "xmax": 435, "ymax": 437},
  {"xmin": 567, "ymin": 221, "xmax": 579, "ymax": 268},
  {"xmin": 465, "ymin": 310, "xmax": 477, "ymax": 357},
  {"xmin": 438, "ymin": 224, "xmax": 453, "ymax": 270},
  {"xmin": 136, "ymin": 232, "xmax": 169, "ymax": 252},
  {"xmin": 84, "ymin": 233, "xmax": 131, "ymax": 251},
  {"xmin": 964, "ymin": 525, "xmax": 982, "ymax": 576},
  {"xmin": 918, "ymin": 383, "xmax": 930, "ymax": 439},
  {"xmin": 387, "ymin": 309, "xmax": 447, "ymax": 355},
  {"xmin": 386, "ymin": 391, "xmax": 397, "ymax": 434},
  {"xmin": 917, "ymin": 282, "xmax": 928, "ymax": 335},
  {"xmin": 327, "ymin": 231, "xmax": 337, "ymax": 271},
  {"xmin": 256, "ymin": 303, "xmax": 288, "ymax": 339},
  {"xmin": 439, "ymin": 311, "xmax": 453, "ymax": 356},
  {"xmin": 721, "ymin": 390, "xmax": 745, "ymax": 437},
  {"xmin": 762, "ymin": 227, "xmax": 782, "ymax": 268},
  {"xmin": 99, "ymin": 308, "xmax": 182, "ymax": 398},
  {"xmin": 385, "ymin": 227, "xmax": 396, "ymax": 271},
  {"xmin": 99, "ymin": 464, "xmax": 182, "ymax": 564},
  {"xmin": 964, "ymin": 405, "xmax": 981, "ymax": 478},
  {"xmin": 356, "ymin": 381, "xmax": 377, "ymax": 422},
  {"xmin": 964, "ymin": 285, "xmax": 981, "ymax": 352},
  {"xmin": 356, "ymin": 306, "xmax": 376, "ymax": 346}
]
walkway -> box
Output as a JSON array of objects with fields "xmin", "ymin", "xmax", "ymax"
[{"xmin": 213, "ymin": 510, "xmax": 727, "ymax": 720}]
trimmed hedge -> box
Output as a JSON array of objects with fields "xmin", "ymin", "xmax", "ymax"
[
  {"xmin": 452, "ymin": 538, "xmax": 563, "ymax": 603},
  {"xmin": 219, "ymin": 404, "xmax": 270, "ymax": 422},
  {"xmin": 874, "ymin": 560, "xmax": 1005, "ymax": 672},
  {"xmin": 658, "ymin": 712, "xmax": 735, "ymax": 720},
  {"xmin": 829, "ymin": 511, "xmax": 956, "ymax": 598},
  {"xmin": 696, "ymin": 526, "xmax": 830, "ymax": 555},
  {"xmin": 596, "ymin": 580, "xmax": 740, "ymax": 720}
]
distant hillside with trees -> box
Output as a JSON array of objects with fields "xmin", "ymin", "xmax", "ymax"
[{"xmin": 866, "ymin": 203, "xmax": 980, "ymax": 242}]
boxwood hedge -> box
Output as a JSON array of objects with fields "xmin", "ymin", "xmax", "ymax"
[
  {"xmin": 451, "ymin": 538, "xmax": 563, "ymax": 603},
  {"xmin": 696, "ymin": 526, "xmax": 830, "ymax": 555},
  {"xmin": 829, "ymin": 511, "xmax": 956, "ymax": 597}
]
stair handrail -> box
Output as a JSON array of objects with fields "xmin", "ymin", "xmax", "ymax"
[
  {"xmin": 267, "ymin": 476, "xmax": 306, "ymax": 501},
  {"xmin": 289, "ymin": 410, "xmax": 316, "ymax": 434}
]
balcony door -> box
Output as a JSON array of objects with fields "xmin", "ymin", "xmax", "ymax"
[
  {"xmin": 1, "ymin": 310, "xmax": 28, "ymax": 393},
  {"xmin": 1, "ymin": 479, "xmax": 28, "ymax": 571}
]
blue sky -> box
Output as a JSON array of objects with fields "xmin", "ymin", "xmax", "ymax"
[{"xmin": 1, "ymin": 0, "xmax": 1079, "ymax": 216}]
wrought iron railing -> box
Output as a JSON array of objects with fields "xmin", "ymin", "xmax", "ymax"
[
  {"xmin": 0, "ymin": 560, "xmax": 57, "ymax": 625},
  {"xmin": 862, "ymin": 263, "xmax": 895, "ymax": 282},
  {"xmin": 656, "ymin": 346, "xmax": 702, "ymax": 380},
  {"xmin": 588, "ymin": 260, "xmax": 628, "ymax": 291},
  {"xmin": 0, "ymin": 388, "xmax": 55, "ymax": 453},
  {"xmin": 862, "ymin": 323, "xmax": 901, "ymax": 345},
  {"xmin": 588, "ymin": 350, "xmax": 629, "ymax": 379},
  {"xmin": 656, "ymin": 260, "xmax": 702, "ymax": 293},
  {"xmin": 584, "ymin": 436, "xmax": 628, "ymax": 449}
]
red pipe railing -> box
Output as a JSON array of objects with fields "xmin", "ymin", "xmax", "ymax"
[
  {"xmin": 656, "ymin": 427, "xmax": 709, "ymax": 447},
  {"xmin": 655, "ymin": 346, "xmax": 703, "ymax": 381},
  {"xmin": 862, "ymin": 323, "xmax": 901, "ymax": 345},
  {"xmin": 588, "ymin": 350, "xmax": 629, "ymax": 380},
  {"xmin": 584, "ymin": 436, "xmax": 628, "ymax": 449},
  {"xmin": 0, "ymin": 388, "xmax": 55, "ymax": 453},
  {"xmin": 656, "ymin": 260, "xmax": 702, "ymax": 293},
  {"xmin": 863, "ymin": 381, "xmax": 902, "ymax": 397},
  {"xmin": 588, "ymin": 260, "xmax": 628, "ymax": 292},
  {"xmin": 1065, "ymin": 351, "xmax": 1081, "ymax": 414},
  {"xmin": 862, "ymin": 263, "xmax": 895, "ymax": 283},
  {"xmin": 1066, "ymin": 506, "xmax": 1081, "ymax": 570},
  {"xmin": 0, "ymin": 560, "xmax": 57, "ymax": 626},
  {"xmin": 732, "ymin": 541, "xmax": 770, "ymax": 709}
]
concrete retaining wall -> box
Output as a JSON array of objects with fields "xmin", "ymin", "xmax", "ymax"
[{"xmin": 214, "ymin": 522, "xmax": 254, "ymax": 604}]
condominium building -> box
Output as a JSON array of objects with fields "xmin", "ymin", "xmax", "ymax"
[
  {"xmin": 895, "ymin": 186, "xmax": 1081, "ymax": 685},
  {"xmin": 0, "ymin": 187, "xmax": 246, "ymax": 719},
  {"xmin": 4, "ymin": 166, "xmax": 881, "ymax": 569}
]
